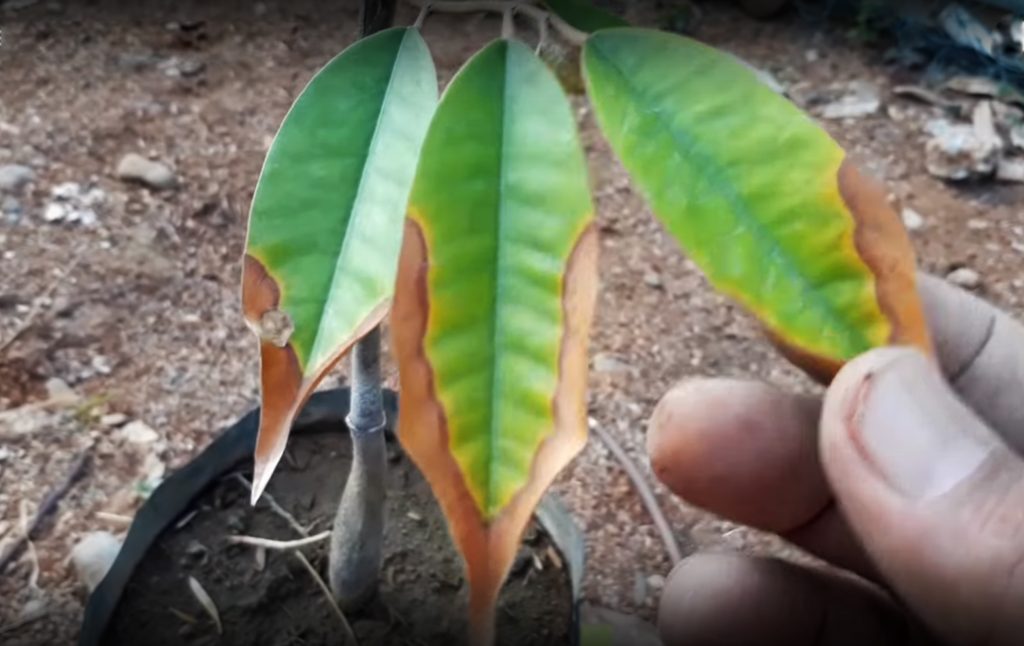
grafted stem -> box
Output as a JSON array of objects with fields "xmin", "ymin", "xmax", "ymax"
[
  {"xmin": 328, "ymin": 325, "xmax": 388, "ymax": 611},
  {"xmin": 326, "ymin": 1, "xmax": 396, "ymax": 612}
]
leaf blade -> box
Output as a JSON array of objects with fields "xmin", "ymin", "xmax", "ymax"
[
  {"xmin": 543, "ymin": 0, "xmax": 628, "ymax": 32},
  {"xmin": 583, "ymin": 28, "xmax": 930, "ymax": 375},
  {"xmin": 391, "ymin": 38, "xmax": 597, "ymax": 641},
  {"xmin": 242, "ymin": 27, "xmax": 438, "ymax": 500}
]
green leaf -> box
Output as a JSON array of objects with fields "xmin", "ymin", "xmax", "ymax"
[
  {"xmin": 242, "ymin": 27, "xmax": 438, "ymax": 501},
  {"xmin": 543, "ymin": 0, "xmax": 628, "ymax": 32},
  {"xmin": 391, "ymin": 38, "xmax": 598, "ymax": 642},
  {"xmin": 583, "ymin": 28, "xmax": 930, "ymax": 375}
]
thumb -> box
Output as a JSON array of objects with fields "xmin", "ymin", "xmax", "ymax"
[{"xmin": 821, "ymin": 347, "xmax": 1024, "ymax": 646}]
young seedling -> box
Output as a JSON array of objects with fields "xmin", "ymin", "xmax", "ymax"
[
  {"xmin": 241, "ymin": 3, "xmax": 437, "ymax": 611},
  {"xmin": 242, "ymin": 1, "xmax": 932, "ymax": 643}
]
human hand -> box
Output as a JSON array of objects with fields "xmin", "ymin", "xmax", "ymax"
[{"xmin": 646, "ymin": 274, "xmax": 1024, "ymax": 645}]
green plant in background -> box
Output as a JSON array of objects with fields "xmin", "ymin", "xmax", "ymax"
[{"xmin": 242, "ymin": 0, "xmax": 932, "ymax": 642}]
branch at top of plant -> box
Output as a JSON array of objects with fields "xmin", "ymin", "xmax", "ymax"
[{"xmin": 408, "ymin": 0, "xmax": 589, "ymax": 48}]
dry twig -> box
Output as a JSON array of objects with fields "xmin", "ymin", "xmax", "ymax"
[
  {"xmin": 0, "ymin": 447, "xmax": 91, "ymax": 575},
  {"xmin": 187, "ymin": 576, "xmax": 222, "ymax": 635},
  {"xmin": 19, "ymin": 500, "xmax": 40, "ymax": 590},
  {"xmin": 293, "ymin": 550, "xmax": 358, "ymax": 645},
  {"xmin": 233, "ymin": 473, "xmax": 307, "ymax": 536},
  {"xmin": 228, "ymin": 476, "xmax": 356, "ymax": 644},
  {"xmin": 0, "ymin": 257, "xmax": 81, "ymax": 359},
  {"xmin": 592, "ymin": 423, "xmax": 683, "ymax": 564},
  {"xmin": 227, "ymin": 532, "xmax": 330, "ymax": 551}
]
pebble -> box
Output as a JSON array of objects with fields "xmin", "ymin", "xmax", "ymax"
[
  {"xmin": 100, "ymin": 412, "xmax": 128, "ymax": 427},
  {"xmin": 42, "ymin": 182, "xmax": 104, "ymax": 225},
  {"xmin": 43, "ymin": 201, "xmax": 68, "ymax": 222},
  {"xmin": 119, "ymin": 419, "xmax": 159, "ymax": 444},
  {"xmin": 996, "ymin": 158, "xmax": 1024, "ymax": 183},
  {"xmin": 0, "ymin": 164, "xmax": 35, "ymax": 193},
  {"xmin": 819, "ymin": 80, "xmax": 881, "ymax": 120},
  {"xmin": 116, "ymin": 153, "xmax": 177, "ymax": 189},
  {"xmin": 2, "ymin": 195, "xmax": 22, "ymax": 223},
  {"xmin": 924, "ymin": 119, "xmax": 1000, "ymax": 181},
  {"xmin": 946, "ymin": 267, "xmax": 981, "ymax": 290},
  {"xmin": 642, "ymin": 271, "xmax": 663, "ymax": 288},
  {"xmin": 17, "ymin": 597, "xmax": 47, "ymax": 623},
  {"xmin": 594, "ymin": 353, "xmax": 632, "ymax": 374},
  {"xmin": 71, "ymin": 531, "xmax": 122, "ymax": 592},
  {"xmin": 646, "ymin": 574, "xmax": 666, "ymax": 590},
  {"xmin": 159, "ymin": 56, "xmax": 206, "ymax": 78},
  {"xmin": 901, "ymin": 207, "xmax": 925, "ymax": 231},
  {"xmin": 45, "ymin": 377, "xmax": 75, "ymax": 399},
  {"xmin": 91, "ymin": 354, "xmax": 113, "ymax": 375}
]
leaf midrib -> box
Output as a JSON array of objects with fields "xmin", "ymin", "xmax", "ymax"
[
  {"xmin": 483, "ymin": 42, "xmax": 512, "ymax": 518},
  {"xmin": 307, "ymin": 30, "xmax": 407, "ymax": 373}
]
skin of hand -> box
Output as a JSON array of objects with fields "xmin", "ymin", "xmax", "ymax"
[{"xmin": 646, "ymin": 274, "xmax": 1024, "ymax": 646}]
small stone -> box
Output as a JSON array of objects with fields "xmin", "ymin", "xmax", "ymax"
[
  {"xmin": 177, "ymin": 57, "xmax": 205, "ymax": 77},
  {"xmin": 594, "ymin": 353, "xmax": 632, "ymax": 374},
  {"xmin": 996, "ymin": 158, "xmax": 1024, "ymax": 183},
  {"xmin": 159, "ymin": 56, "xmax": 205, "ymax": 78},
  {"xmin": 646, "ymin": 574, "xmax": 666, "ymax": 590},
  {"xmin": 2, "ymin": 195, "xmax": 21, "ymax": 220},
  {"xmin": 924, "ymin": 118, "xmax": 1000, "ymax": 181},
  {"xmin": 946, "ymin": 267, "xmax": 981, "ymax": 290},
  {"xmin": 45, "ymin": 377, "xmax": 74, "ymax": 399},
  {"xmin": 819, "ymin": 81, "xmax": 881, "ymax": 120},
  {"xmin": 184, "ymin": 540, "xmax": 208, "ymax": 558},
  {"xmin": 967, "ymin": 218, "xmax": 989, "ymax": 230},
  {"xmin": 901, "ymin": 207, "xmax": 925, "ymax": 231},
  {"xmin": 100, "ymin": 413, "xmax": 128, "ymax": 427},
  {"xmin": 71, "ymin": 531, "xmax": 122, "ymax": 592},
  {"xmin": 51, "ymin": 181, "xmax": 81, "ymax": 200},
  {"xmin": 805, "ymin": 49, "xmax": 819, "ymax": 63},
  {"xmin": 119, "ymin": 419, "xmax": 159, "ymax": 444},
  {"xmin": 633, "ymin": 572, "xmax": 647, "ymax": 606},
  {"xmin": 42, "ymin": 201, "xmax": 67, "ymax": 222},
  {"xmin": 643, "ymin": 271, "xmax": 663, "ymax": 288},
  {"xmin": 116, "ymin": 153, "xmax": 177, "ymax": 190},
  {"xmin": 17, "ymin": 597, "xmax": 47, "ymax": 623},
  {"xmin": 1010, "ymin": 124, "xmax": 1024, "ymax": 152},
  {"xmin": 91, "ymin": 354, "xmax": 112, "ymax": 375},
  {"xmin": 0, "ymin": 164, "xmax": 35, "ymax": 193}
]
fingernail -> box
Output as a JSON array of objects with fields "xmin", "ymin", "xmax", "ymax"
[{"xmin": 846, "ymin": 349, "xmax": 993, "ymax": 500}]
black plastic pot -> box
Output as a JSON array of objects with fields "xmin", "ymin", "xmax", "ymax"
[{"xmin": 78, "ymin": 388, "xmax": 584, "ymax": 646}]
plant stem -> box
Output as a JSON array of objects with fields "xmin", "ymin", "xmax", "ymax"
[
  {"xmin": 329, "ymin": 325, "xmax": 388, "ymax": 611},
  {"xmin": 361, "ymin": 0, "xmax": 397, "ymax": 35},
  {"xmin": 326, "ymin": 1, "xmax": 396, "ymax": 613},
  {"xmin": 408, "ymin": 0, "xmax": 588, "ymax": 47}
]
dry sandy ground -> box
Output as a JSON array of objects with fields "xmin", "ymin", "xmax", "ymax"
[{"xmin": 1, "ymin": 1, "xmax": 1023, "ymax": 644}]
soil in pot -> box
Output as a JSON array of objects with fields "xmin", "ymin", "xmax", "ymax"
[{"xmin": 104, "ymin": 429, "xmax": 573, "ymax": 646}]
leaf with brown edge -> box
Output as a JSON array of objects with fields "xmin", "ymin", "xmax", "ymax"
[
  {"xmin": 583, "ymin": 28, "xmax": 932, "ymax": 381},
  {"xmin": 241, "ymin": 27, "xmax": 437, "ymax": 502},
  {"xmin": 390, "ymin": 39, "xmax": 598, "ymax": 643}
]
